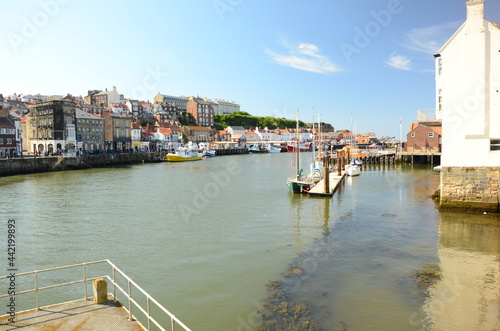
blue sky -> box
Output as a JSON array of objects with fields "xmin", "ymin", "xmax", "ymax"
[{"xmin": 1, "ymin": 0, "xmax": 499, "ymax": 138}]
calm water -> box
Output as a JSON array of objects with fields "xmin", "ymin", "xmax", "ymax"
[{"xmin": 0, "ymin": 153, "xmax": 498, "ymax": 330}]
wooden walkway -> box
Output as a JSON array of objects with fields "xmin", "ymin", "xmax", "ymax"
[
  {"xmin": 308, "ymin": 171, "xmax": 346, "ymax": 196},
  {"xmin": 0, "ymin": 299, "xmax": 143, "ymax": 330}
]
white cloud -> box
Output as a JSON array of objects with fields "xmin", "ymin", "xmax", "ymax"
[
  {"xmin": 386, "ymin": 53, "xmax": 412, "ymax": 71},
  {"xmin": 403, "ymin": 21, "xmax": 461, "ymax": 54},
  {"xmin": 265, "ymin": 42, "xmax": 339, "ymax": 74}
]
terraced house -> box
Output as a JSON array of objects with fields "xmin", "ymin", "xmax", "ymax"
[{"xmin": 76, "ymin": 109, "xmax": 104, "ymax": 152}]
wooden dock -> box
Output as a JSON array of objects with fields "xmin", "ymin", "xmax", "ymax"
[
  {"xmin": 0, "ymin": 298, "xmax": 144, "ymax": 330},
  {"xmin": 308, "ymin": 171, "xmax": 346, "ymax": 196}
]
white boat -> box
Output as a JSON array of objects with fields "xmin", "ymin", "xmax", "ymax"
[
  {"xmin": 346, "ymin": 164, "xmax": 361, "ymax": 176},
  {"xmin": 166, "ymin": 147, "xmax": 203, "ymax": 162},
  {"xmin": 198, "ymin": 142, "xmax": 216, "ymax": 157},
  {"xmin": 248, "ymin": 144, "xmax": 262, "ymax": 153},
  {"xmin": 433, "ymin": 165, "xmax": 442, "ymax": 172},
  {"xmin": 266, "ymin": 144, "xmax": 281, "ymax": 153}
]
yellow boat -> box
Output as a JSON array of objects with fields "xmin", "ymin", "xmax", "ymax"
[{"xmin": 166, "ymin": 148, "xmax": 203, "ymax": 162}]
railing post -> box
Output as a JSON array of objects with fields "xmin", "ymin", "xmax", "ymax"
[
  {"xmin": 147, "ymin": 297, "xmax": 151, "ymax": 330},
  {"xmin": 128, "ymin": 280, "xmax": 133, "ymax": 321},
  {"xmin": 112, "ymin": 267, "xmax": 117, "ymax": 302},
  {"xmin": 83, "ymin": 264, "xmax": 88, "ymax": 300},
  {"xmin": 35, "ymin": 272, "xmax": 40, "ymax": 310},
  {"xmin": 171, "ymin": 317, "xmax": 175, "ymax": 331}
]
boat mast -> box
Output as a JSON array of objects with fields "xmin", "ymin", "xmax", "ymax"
[
  {"xmin": 312, "ymin": 108, "xmax": 315, "ymax": 166},
  {"xmin": 295, "ymin": 110, "xmax": 300, "ymax": 179}
]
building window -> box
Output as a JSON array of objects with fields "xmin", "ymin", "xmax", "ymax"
[
  {"xmin": 428, "ymin": 132, "xmax": 434, "ymax": 137},
  {"xmin": 437, "ymin": 57, "xmax": 442, "ymax": 75},
  {"xmin": 491, "ymin": 139, "xmax": 500, "ymax": 151},
  {"xmin": 411, "ymin": 132, "xmax": 415, "ymax": 138}
]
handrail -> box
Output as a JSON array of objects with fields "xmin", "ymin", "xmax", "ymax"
[{"xmin": 0, "ymin": 260, "xmax": 191, "ymax": 331}]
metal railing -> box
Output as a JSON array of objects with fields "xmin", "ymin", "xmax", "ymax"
[{"xmin": 0, "ymin": 260, "xmax": 191, "ymax": 331}]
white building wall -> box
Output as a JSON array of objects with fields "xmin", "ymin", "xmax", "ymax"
[{"xmin": 439, "ymin": 0, "xmax": 500, "ymax": 167}]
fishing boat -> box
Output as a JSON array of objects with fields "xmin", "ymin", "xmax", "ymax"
[
  {"xmin": 286, "ymin": 142, "xmax": 312, "ymax": 152},
  {"xmin": 248, "ymin": 144, "xmax": 262, "ymax": 153},
  {"xmin": 266, "ymin": 144, "xmax": 281, "ymax": 153},
  {"xmin": 287, "ymin": 112, "xmax": 314, "ymax": 193},
  {"xmin": 166, "ymin": 147, "xmax": 203, "ymax": 162}
]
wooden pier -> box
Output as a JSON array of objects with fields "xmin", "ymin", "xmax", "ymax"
[{"xmin": 308, "ymin": 171, "xmax": 346, "ymax": 196}]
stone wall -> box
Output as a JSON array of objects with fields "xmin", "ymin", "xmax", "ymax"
[
  {"xmin": 440, "ymin": 166, "xmax": 500, "ymax": 212},
  {"xmin": 0, "ymin": 152, "xmax": 164, "ymax": 177}
]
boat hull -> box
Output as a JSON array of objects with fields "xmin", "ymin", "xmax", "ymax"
[
  {"xmin": 166, "ymin": 155, "xmax": 202, "ymax": 162},
  {"xmin": 346, "ymin": 165, "xmax": 361, "ymax": 176},
  {"xmin": 286, "ymin": 144, "xmax": 312, "ymax": 152},
  {"xmin": 287, "ymin": 179, "xmax": 313, "ymax": 193}
]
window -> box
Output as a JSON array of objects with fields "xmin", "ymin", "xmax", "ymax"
[
  {"xmin": 411, "ymin": 132, "xmax": 415, "ymax": 138},
  {"xmin": 437, "ymin": 57, "xmax": 442, "ymax": 75},
  {"xmin": 7, "ymin": 138, "xmax": 12, "ymax": 144},
  {"xmin": 491, "ymin": 139, "xmax": 500, "ymax": 151},
  {"xmin": 0, "ymin": 138, "xmax": 3, "ymax": 144},
  {"xmin": 428, "ymin": 132, "xmax": 434, "ymax": 137}
]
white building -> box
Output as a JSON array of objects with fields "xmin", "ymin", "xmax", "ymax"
[
  {"xmin": 437, "ymin": 0, "xmax": 500, "ymax": 211},
  {"xmin": 212, "ymin": 99, "xmax": 240, "ymax": 115}
]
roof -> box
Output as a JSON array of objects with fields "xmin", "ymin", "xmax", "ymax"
[
  {"xmin": 227, "ymin": 126, "xmax": 245, "ymax": 131},
  {"xmin": 157, "ymin": 127, "xmax": 173, "ymax": 135},
  {"xmin": 184, "ymin": 126, "xmax": 211, "ymax": 131},
  {"xmin": 75, "ymin": 109, "xmax": 102, "ymax": 119}
]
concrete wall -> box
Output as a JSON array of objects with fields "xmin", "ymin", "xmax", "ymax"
[
  {"xmin": 440, "ymin": 166, "xmax": 499, "ymax": 212},
  {"xmin": 0, "ymin": 152, "xmax": 164, "ymax": 177}
]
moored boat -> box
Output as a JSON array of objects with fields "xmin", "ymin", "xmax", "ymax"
[
  {"xmin": 286, "ymin": 143, "xmax": 312, "ymax": 152},
  {"xmin": 166, "ymin": 147, "xmax": 203, "ymax": 162}
]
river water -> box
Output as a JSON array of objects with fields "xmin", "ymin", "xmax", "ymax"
[{"xmin": 0, "ymin": 153, "xmax": 499, "ymax": 330}]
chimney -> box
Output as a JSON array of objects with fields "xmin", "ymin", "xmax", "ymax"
[{"xmin": 466, "ymin": 0, "xmax": 485, "ymax": 28}]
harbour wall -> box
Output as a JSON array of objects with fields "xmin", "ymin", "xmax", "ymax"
[
  {"xmin": 439, "ymin": 166, "xmax": 500, "ymax": 213},
  {"xmin": 0, "ymin": 152, "xmax": 165, "ymax": 177}
]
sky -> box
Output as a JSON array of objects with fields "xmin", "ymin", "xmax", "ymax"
[{"xmin": 1, "ymin": 0, "xmax": 499, "ymax": 138}]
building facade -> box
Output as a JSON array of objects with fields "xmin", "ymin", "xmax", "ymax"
[
  {"xmin": 406, "ymin": 124, "xmax": 442, "ymax": 154},
  {"xmin": 0, "ymin": 117, "xmax": 16, "ymax": 157},
  {"xmin": 437, "ymin": 0, "xmax": 500, "ymax": 211},
  {"xmin": 26, "ymin": 100, "xmax": 77, "ymax": 154},
  {"xmin": 76, "ymin": 109, "xmax": 105, "ymax": 152},
  {"xmin": 102, "ymin": 111, "xmax": 132, "ymax": 151},
  {"xmin": 153, "ymin": 93, "xmax": 188, "ymax": 111},
  {"xmin": 187, "ymin": 97, "xmax": 214, "ymax": 127}
]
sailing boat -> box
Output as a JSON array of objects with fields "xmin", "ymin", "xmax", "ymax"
[
  {"xmin": 287, "ymin": 111, "xmax": 314, "ymax": 193},
  {"xmin": 308, "ymin": 110, "xmax": 323, "ymax": 183}
]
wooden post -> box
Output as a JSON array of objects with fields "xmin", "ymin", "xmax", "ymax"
[{"xmin": 323, "ymin": 165, "xmax": 329, "ymax": 194}]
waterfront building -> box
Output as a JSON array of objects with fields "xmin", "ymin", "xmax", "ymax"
[
  {"xmin": 153, "ymin": 93, "xmax": 188, "ymax": 111},
  {"xmin": 75, "ymin": 109, "xmax": 104, "ymax": 152},
  {"xmin": 0, "ymin": 116, "xmax": 16, "ymax": 157},
  {"xmin": 226, "ymin": 126, "xmax": 245, "ymax": 139},
  {"xmin": 153, "ymin": 127, "xmax": 180, "ymax": 150},
  {"xmin": 187, "ymin": 97, "xmax": 214, "ymax": 127},
  {"xmin": 405, "ymin": 123, "xmax": 442, "ymax": 154},
  {"xmin": 255, "ymin": 127, "xmax": 277, "ymax": 141},
  {"xmin": 26, "ymin": 100, "xmax": 77, "ymax": 154},
  {"xmin": 436, "ymin": 0, "xmax": 500, "ymax": 211},
  {"xmin": 101, "ymin": 110, "xmax": 132, "ymax": 151},
  {"xmin": 181, "ymin": 126, "xmax": 213, "ymax": 143}
]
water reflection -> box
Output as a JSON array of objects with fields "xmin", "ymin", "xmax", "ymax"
[{"xmin": 423, "ymin": 213, "xmax": 500, "ymax": 331}]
